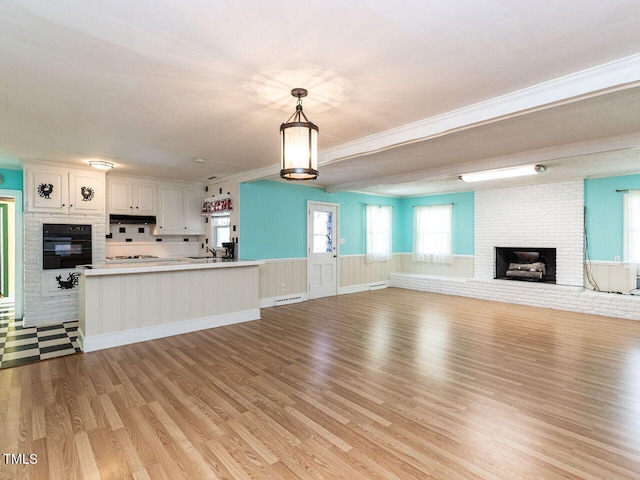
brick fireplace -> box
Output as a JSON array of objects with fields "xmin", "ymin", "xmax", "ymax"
[
  {"xmin": 495, "ymin": 247, "xmax": 557, "ymax": 284},
  {"xmin": 475, "ymin": 180, "xmax": 584, "ymax": 287},
  {"xmin": 391, "ymin": 179, "xmax": 640, "ymax": 321}
]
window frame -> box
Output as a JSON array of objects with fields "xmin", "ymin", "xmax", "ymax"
[
  {"xmin": 211, "ymin": 214, "xmax": 231, "ymax": 248},
  {"xmin": 412, "ymin": 203, "xmax": 453, "ymax": 263},
  {"xmin": 365, "ymin": 204, "xmax": 393, "ymax": 262}
]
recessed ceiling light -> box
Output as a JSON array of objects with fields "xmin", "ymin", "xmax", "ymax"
[
  {"xmin": 459, "ymin": 164, "xmax": 546, "ymax": 182},
  {"xmin": 194, "ymin": 158, "xmax": 206, "ymax": 163}
]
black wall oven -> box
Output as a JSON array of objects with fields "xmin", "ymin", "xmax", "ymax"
[{"xmin": 43, "ymin": 224, "xmax": 92, "ymax": 270}]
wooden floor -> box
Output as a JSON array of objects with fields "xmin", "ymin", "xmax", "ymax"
[{"xmin": 2, "ymin": 288, "xmax": 640, "ymax": 479}]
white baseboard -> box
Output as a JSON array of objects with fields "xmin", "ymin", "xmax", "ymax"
[
  {"xmin": 78, "ymin": 308, "xmax": 261, "ymax": 353},
  {"xmin": 338, "ymin": 281, "xmax": 389, "ymax": 295},
  {"xmin": 259, "ymin": 283, "xmax": 388, "ymax": 308}
]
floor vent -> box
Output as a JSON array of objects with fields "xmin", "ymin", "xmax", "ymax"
[
  {"xmin": 369, "ymin": 283, "xmax": 386, "ymax": 291},
  {"xmin": 274, "ymin": 296, "xmax": 303, "ymax": 306}
]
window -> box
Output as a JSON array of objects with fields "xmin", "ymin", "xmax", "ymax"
[
  {"xmin": 366, "ymin": 205, "xmax": 392, "ymax": 262},
  {"xmin": 413, "ymin": 204, "xmax": 452, "ymax": 263},
  {"xmin": 313, "ymin": 210, "xmax": 333, "ymax": 253},
  {"xmin": 624, "ymin": 190, "xmax": 640, "ymax": 263},
  {"xmin": 211, "ymin": 214, "xmax": 231, "ymax": 247}
]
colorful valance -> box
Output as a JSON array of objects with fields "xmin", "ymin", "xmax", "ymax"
[{"xmin": 202, "ymin": 196, "xmax": 232, "ymax": 214}]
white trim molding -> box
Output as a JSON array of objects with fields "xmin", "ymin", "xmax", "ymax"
[
  {"xmin": 319, "ymin": 53, "xmax": 640, "ymax": 165},
  {"xmin": 231, "ymin": 53, "xmax": 640, "ymax": 185}
]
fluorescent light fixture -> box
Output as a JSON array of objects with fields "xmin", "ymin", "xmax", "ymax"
[
  {"xmin": 89, "ymin": 160, "xmax": 114, "ymax": 170},
  {"xmin": 459, "ymin": 164, "xmax": 546, "ymax": 183}
]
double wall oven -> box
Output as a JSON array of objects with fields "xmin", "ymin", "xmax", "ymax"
[{"xmin": 43, "ymin": 223, "xmax": 92, "ymax": 270}]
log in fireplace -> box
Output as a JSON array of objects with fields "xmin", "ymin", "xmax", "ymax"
[{"xmin": 495, "ymin": 247, "xmax": 556, "ymax": 284}]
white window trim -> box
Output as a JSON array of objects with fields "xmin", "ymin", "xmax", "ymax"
[
  {"xmin": 624, "ymin": 190, "xmax": 640, "ymax": 264},
  {"xmin": 413, "ymin": 203, "xmax": 453, "ymax": 263},
  {"xmin": 365, "ymin": 204, "xmax": 392, "ymax": 262}
]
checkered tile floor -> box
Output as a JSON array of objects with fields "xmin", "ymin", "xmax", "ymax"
[{"xmin": 0, "ymin": 303, "xmax": 80, "ymax": 369}]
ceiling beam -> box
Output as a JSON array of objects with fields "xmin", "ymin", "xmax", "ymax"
[
  {"xmin": 319, "ymin": 53, "xmax": 640, "ymax": 167},
  {"xmin": 324, "ymin": 132, "xmax": 640, "ymax": 193}
]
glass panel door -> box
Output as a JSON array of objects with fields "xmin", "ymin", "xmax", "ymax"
[{"xmin": 308, "ymin": 202, "xmax": 338, "ymax": 299}]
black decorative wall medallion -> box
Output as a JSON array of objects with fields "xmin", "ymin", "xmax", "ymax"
[
  {"xmin": 37, "ymin": 183, "xmax": 54, "ymax": 199},
  {"xmin": 80, "ymin": 186, "xmax": 95, "ymax": 201},
  {"xmin": 56, "ymin": 272, "xmax": 80, "ymax": 290}
]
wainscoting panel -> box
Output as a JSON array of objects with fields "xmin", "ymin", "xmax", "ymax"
[
  {"xmin": 259, "ymin": 256, "xmax": 405, "ymax": 306},
  {"xmin": 400, "ymin": 254, "xmax": 474, "ymax": 277},
  {"xmin": 338, "ymin": 254, "xmax": 402, "ymax": 288},
  {"xmin": 258, "ymin": 259, "xmax": 307, "ymax": 300},
  {"xmin": 584, "ymin": 261, "xmax": 636, "ymax": 294}
]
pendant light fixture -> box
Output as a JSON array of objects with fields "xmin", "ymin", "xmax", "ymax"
[{"xmin": 280, "ymin": 88, "xmax": 319, "ymax": 180}]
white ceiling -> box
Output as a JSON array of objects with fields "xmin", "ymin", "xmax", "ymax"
[{"xmin": 1, "ymin": 0, "xmax": 640, "ymax": 195}]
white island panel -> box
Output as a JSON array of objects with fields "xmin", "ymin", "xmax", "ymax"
[{"xmin": 78, "ymin": 260, "xmax": 261, "ymax": 352}]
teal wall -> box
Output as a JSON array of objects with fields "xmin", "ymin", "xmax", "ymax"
[
  {"xmin": 241, "ymin": 175, "xmax": 640, "ymax": 262},
  {"xmin": 239, "ymin": 180, "xmax": 474, "ymax": 259},
  {"xmin": 0, "ymin": 168, "xmax": 23, "ymax": 191},
  {"xmin": 399, "ymin": 191, "xmax": 475, "ymax": 255},
  {"xmin": 584, "ymin": 174, "xmax": 640, "ymax": 261},
  {"xmin": 240, "ymin": 180, "xmax": 402, "ymax": 259}
]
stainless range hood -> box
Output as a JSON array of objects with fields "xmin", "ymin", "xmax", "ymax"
[{"xmin": 109, "ymin": 214, "xmax": 157, "ymax": 225}]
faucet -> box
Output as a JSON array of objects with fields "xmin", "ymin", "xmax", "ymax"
[{"xmin": 205, "ymin": 246, "xmax": 216, "ymax": 258}]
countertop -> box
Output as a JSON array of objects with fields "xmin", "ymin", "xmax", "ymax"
[{"xmin": 78, "ymin": 258, "xmax": 263, "ymax": 276}]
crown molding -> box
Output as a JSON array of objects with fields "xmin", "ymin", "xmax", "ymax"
[
  {"xmin": 319, "ymin": 53, "xmax": 640, "ymax": 166},
  {"xmin": 223, "ymin": 54, "xmax": 640, "ymax": 187}
]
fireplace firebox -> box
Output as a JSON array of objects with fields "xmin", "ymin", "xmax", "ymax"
[{"xmin": 495, "ymin": 247, "xmax": 556, "ymax": 284}]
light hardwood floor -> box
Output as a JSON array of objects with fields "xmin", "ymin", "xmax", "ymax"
[{"xmin": 2, "ymin": 288, "xmax": 640, "ymax": 479}]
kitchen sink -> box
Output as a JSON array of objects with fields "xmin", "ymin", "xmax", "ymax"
[{"xmin": 183, "ymin": 256, "xmax": 233, "ymax": 263}]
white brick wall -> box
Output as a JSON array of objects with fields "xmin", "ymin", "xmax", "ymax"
[
  {"xmin": 390, "ymin": 179, "xmax": 640, "ymax": 322},
  {"xmin": 24, "ymin": 213, "xmax": 106, "ymax": 326},
  {"xmin": 475, "ymin": 180, "xmax": 584, "ymax": 287},
  {"xmin": 390, "ymin": 274, "xmax": 640, "ymax": 321}
]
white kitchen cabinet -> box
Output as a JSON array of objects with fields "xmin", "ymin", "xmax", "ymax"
[
  {"xmin": 135, "ymin": 182, "xmax": 157, "ymax": 215},
  {"xmin": 184, "ymin": 187, "xmax": 205, "ymax": 233},
  {"xmin": 25, "ymin": 165, "xmax": 105, "ymax": 215},
  {"xmin": 156, "ymin": 185, "xmax": 183, "ymax": 234},
  {"xmin": 155, "ymin": 185, "xmax": 204, "ymax": 235},
  {"xmin": 107, "ymin": 177, "xmax": 156, "ymax": 215},
  {"xmin": 69, "ymin": 172, "xmax": 105, "ymax": 214}
]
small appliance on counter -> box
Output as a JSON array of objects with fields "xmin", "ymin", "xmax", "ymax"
[{"xmin": 221, "ymin": 242, "xmax": 235, "ymax": 259}]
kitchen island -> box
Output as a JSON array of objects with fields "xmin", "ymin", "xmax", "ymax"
[{"xmin": 77, "ymin": 258, "xmax": 263, "ymax": 352}]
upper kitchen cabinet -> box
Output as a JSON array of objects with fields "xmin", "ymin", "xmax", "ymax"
[
  {"xmin": 24, "ymin": 164, "xmax": 105, "ymax": 215},
  {"xmin": 69, "ymin": 172, "xmax": 106, "ymax": 214},
  {"xmin": 155, "ymin": 184, "xmax": 204, "ymax": 235},
  {"xmin": 107, "ymin": 177, "xmax": 156, "ymax": 215},
  {"xmin": 183, "ymin": 187, "xmax": 205, "ymax": 233}
]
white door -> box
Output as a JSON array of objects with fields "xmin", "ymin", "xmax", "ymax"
[{"xmin": 307, "ymin": 202, "xmax": 338, "ymax": 299}]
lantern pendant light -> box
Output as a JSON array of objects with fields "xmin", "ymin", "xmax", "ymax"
[{"xmin": 280, "ymin": 88, "xmax": 319, "ymax": 180}]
